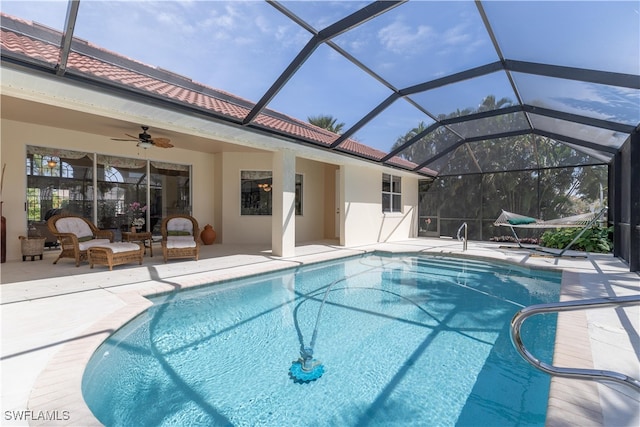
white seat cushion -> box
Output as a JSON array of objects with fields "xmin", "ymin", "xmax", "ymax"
[
  {"xmin": 56, "ymin": 217, "xmax": 93, "ymax": 239},
  {"xmin": 79, "ymin": 239, "xmax": 112, "ymax": 251},
  {"xmin": 166, "ymin": 236, "xmax": 196, "ymax": 249},
  {"xmin": 91, "ymin": 242, "xmax": 140, "ymax": 253}
]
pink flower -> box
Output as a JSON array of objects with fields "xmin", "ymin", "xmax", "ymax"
[{"xmin": 128, "ymin": 202, "xmax": 147, "ymax": 214}]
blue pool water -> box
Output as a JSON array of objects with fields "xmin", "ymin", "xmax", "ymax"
[{"xmin": 83, "ymin": 253, "xmax": 561, "ymax": 426}]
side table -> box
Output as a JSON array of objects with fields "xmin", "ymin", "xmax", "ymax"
[
  {"xmin": 19, "ymin": 235, "xmax": 46, "ymax": 261},
  {"xmin": 121, "ymin": 231, "xmax": 153, "ymax": 257}
]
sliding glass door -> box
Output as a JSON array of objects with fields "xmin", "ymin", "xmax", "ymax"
[
  {"xmin": 150, "ymin": 161, "xmax": 191, "ymax": 233},
  {"xmin": 26, "ymin": 146, "xmax": 191, "ymax": 239}
]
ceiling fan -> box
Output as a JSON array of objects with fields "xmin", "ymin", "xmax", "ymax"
[{"xmin": 111, "ymin": 126, "xmax": 173, "ymax": 149}]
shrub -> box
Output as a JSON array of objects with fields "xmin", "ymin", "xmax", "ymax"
[{"xmin": 540, "ymin": 226, "xmax": 613, "ymax": 253}]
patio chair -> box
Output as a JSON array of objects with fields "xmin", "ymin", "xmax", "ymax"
[
  {"xmin": 161, "ymin": 214, "xmax": 200, "ymax": 262},
  {"xmin": 47, "ymin": 214, "xmax": 115, "ymax": 266}
]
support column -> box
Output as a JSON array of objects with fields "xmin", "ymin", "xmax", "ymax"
[
  {"xmin": 272, "ymin": 150, "xmax": 296, "ymax": 257},
  {"xmin": 630, "ymin": 129, "xmax": 639, "ymax": 272},
  {"xmin": 612, "ymin": 150, "xmax": 622, "ymax": 259}
]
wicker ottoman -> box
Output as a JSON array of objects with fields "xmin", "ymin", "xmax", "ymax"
[{"xmin": 88, "ymin": 243, "xmax": 144, "ymax": 271}]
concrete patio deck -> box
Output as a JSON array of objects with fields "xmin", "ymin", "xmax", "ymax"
[{"xmin": 1, "ymin": 238, "xmax": 638, "ymax": 426}]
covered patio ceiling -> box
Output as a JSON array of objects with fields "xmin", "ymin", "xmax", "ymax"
[{"xmin": 1, "ymin": 1, "xmax": 639, "ymax": 177}]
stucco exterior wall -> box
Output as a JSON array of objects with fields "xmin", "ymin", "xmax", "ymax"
[
  {"xmin": 324, "ymin": 164, "xmax": 339, "ymax": 239},
  {"xmin": 220, "ymin": 152, "xmax": 272, "ymax": 245},
  {"xmin": 212, "ymin": 152, "xmax": 223, "ymax": 243},
  {"xmin": 294, "ymin": 157, "xmax": 326, "ymax": 243},
  {"xmin": 342, "ymin": 164, "xmax": 418, "ymax": 247},
  {"xmin": 219, "ymin": 153, "xmax": 329, "ymax": 245}
]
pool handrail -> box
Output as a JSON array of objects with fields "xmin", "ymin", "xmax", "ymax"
[
  {"xmin": 510, "ymin": 294, "xmax": 640, "ymax": 391},
  {"xmin": 456, "ymin": 222, "xmax": 468, "ymax": 251}
]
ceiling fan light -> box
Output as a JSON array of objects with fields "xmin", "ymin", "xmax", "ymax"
[
  {"xmin": 137, "ymin": 141, "xmax": 153, "ymax": 149},
  {"xmin": 47, "ymin": 158, "xmax": 57, "ymax": 168},
  {"xmin": 258, "ymin": 183, "xmax": 272, "ymax": 192}
]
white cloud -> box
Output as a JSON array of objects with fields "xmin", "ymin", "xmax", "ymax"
[
  {"xmin": 214, "ymin": 5, "xmax": 239, "ymax": 31},
  {"xmin": 377, "ymin": 21, "xmax": 434, "ymax": 54},
  {"xmin": 442, "ymin": 24, "xmax": 471, "ymax": 46},
  {"xmin": 254, "ymin": 14, "xmax": 271, "ymax": 34}
]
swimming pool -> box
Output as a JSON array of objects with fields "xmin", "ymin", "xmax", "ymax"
[{"xmin": 82, "ymin": 253, "xmax": 561, "ymax": 426}]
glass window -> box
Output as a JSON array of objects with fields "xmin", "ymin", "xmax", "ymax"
[
  {"xmin": 150, "ymin": 161, "xmax": 191, "ymax": 234},
  {"xmin": 382, "ymin": 173, "xmax": 402, "ymax": 213},
  {"xmin": 96, "ymin": 155, "xmax": 147, "ymax": 233},
  {"xmin": 26, "ymin": 147, "xmax": 94, "ymax": 223},
  {"xmin": 241, "ymin": 171, "xmax": 273, "ymax": 216},
  {"xmin": 241, "ymin": 171, "xmax": 303, "ymax": 216},
  {"xmin": 26, "ymin": 146, "xmax": 190, "ymax": 239},
  {"xmin": 295, "ymin": 174, "xmax": 303, "ymax": 216}
]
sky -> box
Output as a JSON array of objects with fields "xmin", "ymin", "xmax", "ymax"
[{"xmin": 2, "ymin": 0, "xmax": 639, "ymax": 153}]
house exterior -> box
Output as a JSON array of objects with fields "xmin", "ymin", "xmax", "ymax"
[{"xmin": 1, "ymin": 13, "xmax": 428, "ymax": 262}]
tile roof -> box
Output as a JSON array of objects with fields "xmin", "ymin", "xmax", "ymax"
[{"xmin": 0, "ymin": 13, "xmax": 436, "ymax": 176}]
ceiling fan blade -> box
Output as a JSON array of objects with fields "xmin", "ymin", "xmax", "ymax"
[
  {"xmin": 111, "ymin": 138, "xmax": 137, "ymax": 141},
  {"xmin": 125, "ymin": 133, "xmax": 140, "ymax": 140},
  {"xmin": 151, "ymin": 137, "xmax": 173, "ymax": 148}
]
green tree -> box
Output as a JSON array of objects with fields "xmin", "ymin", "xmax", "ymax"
[
  {"xmin": 308, "ymin": 115, "xmax": 345, "ymax": 134},
  {"xmin": 575, "ymin": 165, "xmax": 608, "ymax": 208},
  {"xmin": 403, "ymin": 94, "xmax": 608, "ymax": 240}
]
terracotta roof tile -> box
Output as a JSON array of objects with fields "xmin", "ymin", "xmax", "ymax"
[
  {"xmin": 1, "ymin": 29, "xmax": 58, "ymax": 64},
  {"xmin": 338, "ymin": 139, "xmax": 385, "ymax": 160},
  {"xmin": 1, "ymin": 13, "xmax": 436, "ymax": 176}
]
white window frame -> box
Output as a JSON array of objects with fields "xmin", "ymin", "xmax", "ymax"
[{"xmin": 382, "ymin": 173, "xmax": 402, "ymax": 213}]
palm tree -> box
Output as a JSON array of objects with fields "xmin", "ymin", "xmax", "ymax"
[
  {"xmin": 478, "ymin": 95, "xmax": 512, "ymax": 112},
  {"xmin": 308, "ymin": 115, "xmax": 345, "ymax": 134}
]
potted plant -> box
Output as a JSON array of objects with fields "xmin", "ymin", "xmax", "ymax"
[{"xmin": 127, "ymin": 201, "xmax": 147, "ymax": 232}]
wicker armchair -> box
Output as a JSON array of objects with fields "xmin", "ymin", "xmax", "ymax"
[
  {"xmin": 161, "ymin": 214, "xmax": 200, "ymax": 263},
  {"xmin": 47, "ymin": 214, "xmax": 114, "ymax": 266}
]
